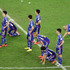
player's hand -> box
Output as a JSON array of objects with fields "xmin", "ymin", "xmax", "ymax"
[
  {"xmin": 29, "ymin": 31, "xmax": 31, "ymax": 33},
  {"xmin": 40, "ymin": 61, "xmax": 43, "ymax": 63},
  {"xmin": 58, "ymin": 45, "xmax": 60, "ymax": 48},
  {"xmin": 3, "ymin": 27, "xmax": 5, "ymax": 29},
  {"xmin": 36, "ymin": 23, "xmax": 38, "ymax": 25},
  {"xmin": 42, "ymin": 62, "xmax": 45, "ymax": 65}
]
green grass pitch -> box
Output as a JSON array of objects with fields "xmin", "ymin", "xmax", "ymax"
[{"xmin": 0, "ymin": 0, "xmax": 70, "ymax": 70}]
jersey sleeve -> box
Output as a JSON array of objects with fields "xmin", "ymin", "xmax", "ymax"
[
  {"xmin": 31, "ymin": 21, "xmax": 34, "ymax": 27},
  {"xmin": 5, "ymin": 17, "xmax": 8, "ymax": 23},
  {"xmin": 60, "ymin": 35, "xmax": 63, "ymax": 41},
  {"xmin": 38, "ymin": 16, "xmax": 41, "ymax": 21}
]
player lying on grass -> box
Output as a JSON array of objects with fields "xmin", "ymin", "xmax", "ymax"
[
  {"xmin": 63, "ymin": 24, "xmax": 70, "ymax": 38},
  {"xmin": 0, "ymin": 11, "xmax": 9, "ymax": 48},
  {"xmin": 33, "ymin": 9, "xmax": 41, "ymax": 44},
  {"xmin": 33, "ymin": 32, "xmax": 50, "ymax": 59},
  {"xmin": 8, "ymin": 22, "xmax": 20, "ymax": 36},
  {"xmin": 56, "ymin": 28, "xmax": 64, "ymax": 66},
  {"xmin": 25, "ymin": 15, "xmax": 34, "ymax": 52},
  {"xmin": 40, "ymin": 47, "xmax": 56, "ymax": 65}
]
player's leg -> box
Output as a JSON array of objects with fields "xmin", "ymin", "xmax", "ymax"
[
  {"xmin": 58, "ymin": 48, "xmax": 63, "ymax": 65},
  {"xmin": 8, "ymin": 29, "xmax": 13, "ymax": 36},
  {"xmin": 2, "ymin": 30, "xmax": 7, "ymax": 47},
  {"xmin": 25, "ymin": 33, "xmax": 30, "ymax": 50},
  {"xmin": 27, "ymin": 34, "xmax": 34, "ymax": 52}
]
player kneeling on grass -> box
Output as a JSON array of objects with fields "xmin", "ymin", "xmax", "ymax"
[
  {"xmin": 25, "ymin": 15, "xmax": 34, "ymax": 52},
  {"xmin": 56, "ymin": 28, "xmax": 64, "ymax": 66},
  {"xmin": 40, "ymin": 47, "xmax": 56, "ymax": 65},
  {"xmin": 33, "ymin": 32, "xmax": 50, "ymax": 59},
  {"xmin": 8, "ymin": 22, "xmax": 20, "ymax": 37},
  {"xmin": 63, "ymin": 24, "xmax": 70, "ymax": 38}
]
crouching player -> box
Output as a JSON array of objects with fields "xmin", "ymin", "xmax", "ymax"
[
  {"xmin": 63, "ymin": 24, "xmax": 70, "ymax": 38},
  {"xmin": 25, "ymin": 15, "xmax": 34, "ymax": 52},
  {"xmin": 8, "ymin": 22, "xmax": 20, "ymax": 36},
  {"xmin": 40, "ymin": 47, "xmax": 56, "ymax": 65},
  {"xmin": 56, "ymin": 28, "xmax": 64, "ymax": 66},
  {"xmin": 33, "ymin": 33, "xmax": 50, "ymax": 59}
]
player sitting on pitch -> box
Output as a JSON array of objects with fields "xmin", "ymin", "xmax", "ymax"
[
  {"xmin": 40, "ymin": 46, "xmax": 56, "ymax": 65},
  {"xmin": 8, "ymin": 22, "xmax": 20, "ymax": 36},
  {"xmin": 63, "ymin": 24, "xmax": 70, "ymax": 38},
  {"xmin": 33, "ymin": 32, "xmax": 50, "ymax": 59},
  {"xmin": 24, "ymin": 15, "xmax": 34, "ymax": 52}
]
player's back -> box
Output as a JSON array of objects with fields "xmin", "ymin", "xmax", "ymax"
[
  {"xmin": 37, "ymin": 35, "xmax": 50, "ymax": 43},
  {"xmin": 48, "ymin": 49, "xmax": 56, "ymax": 57},
  {"xmin": 9, "ymin": 22, "xmax": 17, "ymax": 31}
]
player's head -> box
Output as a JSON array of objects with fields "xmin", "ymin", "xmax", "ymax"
[
  {"xmin": 63, "ymin": 26, "xmax": 67, "ymax": 30},
  {"xmin": 56, "ymin": 28, "xmax": 61, "ymax": 34},
  {"xmin": 35, "ymin": 9, "xmax": 40, "ymax": 15},
  {"xmin": 28, "ymin": 15, "xmax": 32, "ymax": 20},
  {"xmin": 33, "ymin": 32, "xmax": 38, "ymax": 38},
  {"xmin": 41, "ymin": 46, "xmax": 46, "ymax": 51},
  {"xmin": 2, "ymin": 11, "xmax": 7, "ymax": 17}
]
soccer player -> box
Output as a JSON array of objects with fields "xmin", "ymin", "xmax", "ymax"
[
  {"xmin": 33, "ymin": 9, "xmax": 41, "ymax": 44},
  {"xmin": 0, "ymin": 11, "xmax": 9, "ymax": 48},
  {"xmin": 33, "ymin": 32, "xmax": 50, "ymax": 59},
  {"xmin": 8, "ymin": 22, "xmax": 20, "ymax": 36},
  {"xmin": 63, "ymin": 24, "xmax": 70, "ymax": 38},
  {"xmin": 25, "ymin": 15, "xmax": 34, "ymax": 52},
  {"xmin": 56, "ymin": 28, "xmax": 64, "ymax": 66},
  {"xmin": 40, "ymin": 47, "xmax": 56, "ymax": 65}
]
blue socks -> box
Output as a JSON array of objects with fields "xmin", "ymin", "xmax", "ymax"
[
  {"xmin": 28, "ymin": 41, "xmax": 33, "ymax": 49},
  {"xmin": 58, "ymin": 56, "xmax": 62, "ymax": 65},
  {"xmin": 1, "ymin": 38, "xmax": 7, "ymax": 46}
]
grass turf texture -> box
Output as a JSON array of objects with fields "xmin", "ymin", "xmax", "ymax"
[{"xmin": 0, "ymin": 0, "xmax": 70, "ymax": 70}]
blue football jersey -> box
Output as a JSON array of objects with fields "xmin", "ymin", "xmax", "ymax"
[
  {"xmin": 56, "ymin": 34, "xmax": 63, "ymax": 48},
  {"xmin": 37, "ymin": 35, "xmax": 50, "ymax": 45},
  {"xmin": 35, "ymin": 15, "xmax": 41, "ymax": 27},
  {"xmin": 9, "ymin": 22, "xmax": 17, "ymax": 31},
  {"xmin": 67, "ymin": 24, "xmax": 70, "ymax": 32},
  {"xmin": 28, "ymin": 20, "xmax": 34, "ymax": 32},
  {"xmin": 2, "ymin": 16, "xmax": 8, "ymax": 30}
]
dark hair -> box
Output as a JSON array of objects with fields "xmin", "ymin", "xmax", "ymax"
[
  {"xmin": 28, "ymin": 15, "xmax": 32, "ymax": 19},
  {"xmin": 41, "ymin": 46, "xmax": 46, "ymax": 50},
  {"xmin": 3, "ymin": 11, "xmax": 7, "ymax": 15},
  {"xmin": 36, "ymin": 9, "xmax": 40, "ymax": 14},
  {"xmin": 57, "ymin": 28, "xmax": 62, "ymax": 33}
]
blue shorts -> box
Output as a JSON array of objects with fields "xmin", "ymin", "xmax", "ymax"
[
  {"xmin": 33, "ymin": 26, "xmax": 40, "ymax": 34},
  {"xmin": 27, "ymin": 32, "xmax": 34, "ymax": 42},
  {"xmin": 56, "ymin": 47, "xmax": 63, "ymax": 55},
  {"xmin": 1, "ymin": 28, "xmax": 7, "ymax": 38}
]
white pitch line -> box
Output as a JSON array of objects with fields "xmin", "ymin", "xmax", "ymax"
[{"xmin": 0, "ymin": 8, "xmax": 67, "ymax": 70}]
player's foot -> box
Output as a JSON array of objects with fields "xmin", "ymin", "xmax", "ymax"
[
  {"xmin": 52, "ymin": 59, "xmax": 56, "ymax": 64},
  {"xmin": 27, "ymin": 49, "xmax": 32, "ymax": 52},
  {"xmin": 38, "ymin": 55, "xmax": 43, "ymax": 58},
  {"xmin": 0, "ymin": 46, "xmax": 2, "ymax": 48},
  {"xmin": 40, "ymin": 57, "xmax": 43, "ymax": 59},
  {"xmin": 34, "ymin": 42, "xmax": 39, "ymax": 45},
  {"xmin": 2, "ymin": 44, "xmax": 7, "ymax": 47},
  {"xmin": 24, "ymin": 47, "xmax": 30, "ymax": 50},
  {"xmin": 17, "ymin": 32, "xmax": 20, "ymax": 36}
]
